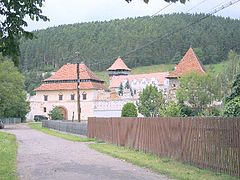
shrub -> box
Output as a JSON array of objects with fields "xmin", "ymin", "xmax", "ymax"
[
  {"xmin": 224, "ymin": 96, "xmax": 240, "ymax": 117},
  {"xmin": 159, "ymin": 102, "xmax": 183, "ymax": 117},
  {"xmin": 48, "ymin": 107, "xmax": 64, "ymax": 120},
  {"xmin": 121, "ymin": 103, "xmax": 138, "ymax": 117}
]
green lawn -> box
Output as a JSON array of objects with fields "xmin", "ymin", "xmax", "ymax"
[
  {"xmin": 90, "ymin": 143, "xmax": 238, "ymax": 180},
  {"xmin": 0, "ymin": 131, "xmax": 17, "ymax": 180},
  {"xmin": 28, "ymin": 122, "xmax": 95, "ymax": 142}
]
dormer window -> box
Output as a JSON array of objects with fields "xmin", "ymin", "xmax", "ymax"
[{"xmin": 82, "ymin": 92, "xmax": 87, "ymax": 100}]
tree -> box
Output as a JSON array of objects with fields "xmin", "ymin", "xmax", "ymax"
[
  {"xmin": 0, "ymin": 58, "xmax": 29, "ymax": 120},
  {"xmin": 119, "ymin": 83, "xmax": 124, "ymax": 96},
  {"xmin": 217, "ymin": 51, "xmax": 240, "ymax": 99},
  {"xmin": 48, "ymin": 107, "xmax": 63, "ymax": 120},
  {"xmin": 0, "ymin": 0, "xmax": 48, "ymax": 66},
  {"xmin": 225, "ymin": 73, "xmax": 240, "ymax": 103},
  {"xmin": 224, "ymin": 96, "xmax": 240, "ymax": 117},
  {"xmin": 223, "ymin": 74, "xmax": 240, "ymax": 117},
  {"xmin": 159, "ymin": 102, "xmax": 183, "ymax": 117},
  {"xmin": 138, "ymin": 85, "xmax": 164, "ymax": 117},
  {"xmin": 121, "ymin": 102, "xmax": 138, "ymax": 117},
  {"xmin": 176, "ymin": 72, "xmax": 219, "ymax": 115}
]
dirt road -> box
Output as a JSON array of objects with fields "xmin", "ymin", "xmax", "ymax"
[{"xmin": 2, "ymin": 124, "xmax": 170, "ymax": 180}]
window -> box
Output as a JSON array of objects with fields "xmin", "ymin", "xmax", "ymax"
[
  {"xmin": 44, "ymin": 95, "xmax": 48, "ymax": 101},
  {"xmin": 43, "ymin": 107, "xmax": 47, "ymax": 112},
  {"xmin": 71, "ymin": 94, "xmax": 75, "ymax": 100},
  {"xmin": 59, "ymin": 94, "xmax": 63, "ymax": 100},
  {"xmin": 134, "ymin": 90, "xmax": 137, "ymax": 94},
  {"xmin": 82, "ymin": 92, "xmax": 87, "ymax": 100},
  {"xmin": 172, "ymin": 84, "xmax": 176, "ymax": 88}
]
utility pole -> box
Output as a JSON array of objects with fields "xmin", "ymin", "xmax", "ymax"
[{"xmin": 76, "ymin": 57, "xmax": 81, "ymax": 122}]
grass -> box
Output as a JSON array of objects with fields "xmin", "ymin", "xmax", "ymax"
[
  {"xmin": 0, "ymin": 131, "xmax": 17, "ymax": 180},
  {"xmin": 89, "ymin": 143, "xmax": 238, "ymax": 180},
  {"xmin": 28, "ymin": 122, "xmax": 95, "ymax": 142}
]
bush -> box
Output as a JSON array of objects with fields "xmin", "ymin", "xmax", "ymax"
[
  {"xmin": 224, "ymin": 96, "xmax": 240, "ymax": 117},
  {"xmin": 48, "ymin": 107, "xmax": 64, "ymax": 120},
  {"xmin": 121, "ymin": 103, "xmax": 138, "ymax": 117},
  {"xmin": 159, "ymin": 102, "xmax": 183, "ymax": 117}
]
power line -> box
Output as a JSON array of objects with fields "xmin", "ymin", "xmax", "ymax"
[
  {"xmin": 121, "ymin": 0, "xmax": 240, "ymax": 59},
  {"xmin": 151, "ymin": 2, "xmax": 173, "ymax": 16},
  {"xmin": 65, "ymin": 0, "xmax": 240, "ymax": 72},
  {"xmin": 186, "ymin": 0, "xmax": 208, "ymax": 13}
]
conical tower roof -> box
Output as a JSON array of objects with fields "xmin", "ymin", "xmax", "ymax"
[
  {"xmin": 168, "ymin": 47, "xmax": 205, "ymax": 77},
  {"xmin": 107, "ymin": 57, "xmax": 131, "ymax": 71}
]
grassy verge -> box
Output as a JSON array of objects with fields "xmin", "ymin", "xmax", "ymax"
[
  {"xmin": 0, "ymin": 131, "xmax": 17, "ymax": 180},
  {"xmin": 90, "ymin": 143, "xmax": 238, "ymax": 180},
  {"xmin": 28, "ymin": 122, "xmax": 95, "ymax": 142}
]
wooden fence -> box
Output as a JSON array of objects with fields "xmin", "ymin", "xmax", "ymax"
[{"xmin": 88, "ymin": 117, "xmax": 240, "ymax": 177}]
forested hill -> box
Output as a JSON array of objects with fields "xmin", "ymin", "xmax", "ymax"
[{"xmin": 20, "ymin": 13, "xmax": 240, "ymax": 72}]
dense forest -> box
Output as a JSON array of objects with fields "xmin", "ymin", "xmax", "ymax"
[{"xmin": 20, "ymin": 13, "xmax": 240, "ymax": 72}]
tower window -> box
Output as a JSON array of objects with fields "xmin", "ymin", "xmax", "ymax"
[
  {"xmin": 43, "ymin": 107, "xmax": 47, "ymax": 112},
  {"xmin": 44, "ymin": 95, "xmax": 48, "ymax": 101}
]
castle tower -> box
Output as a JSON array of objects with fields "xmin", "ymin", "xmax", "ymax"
[
  {"xmin": 107, "ymin": 57, "xmax": 131, "ymax": 77},
  {"xmin": 167, "ymin": 47, "xmax": 206, "ymax": 100}
]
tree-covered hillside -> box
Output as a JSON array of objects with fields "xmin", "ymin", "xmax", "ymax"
[{"xmin": 20, "ymin": 13, "xmax": 240, "ymax": 72}]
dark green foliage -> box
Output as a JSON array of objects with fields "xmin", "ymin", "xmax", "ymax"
[
  {"xmin": 224, "ymin": 74, "xmax": 240, "ymax": 117},
  {"xmin": 224, "ymin": 96, "xmax": 240, "ymax": 117},
  {"xmin": 24, "ymin": 71, "xmax": 51, "ymax": 95},
  {"xmin": 121, "ymin": 103, "xmax": 138, "ymax": 117},
  {"xmin": 48, "ymin": 107, "xmax": 64, "ymax": 120},
  {"xmin": 0, "ymin": 0, "xmax": 48, "ymax": 66},
  {"xmin": 225, "ymin": 74, "xmax": 240, "ymax": 103},
  {"xmin": 0, "ymin": 59, "xmax": 30, "ymax": 120},
  {"xmin": 138, "ymin": 85, "xmax": 164, "ymax": 117},
  {"xmin": 19, "ymin": 14, "xmax": 240, "ymax": 72}
]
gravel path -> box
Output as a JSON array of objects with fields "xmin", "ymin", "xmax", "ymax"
[{"xmin": 2, "ymin": 124, "xmax": 170, "ymax": 180}]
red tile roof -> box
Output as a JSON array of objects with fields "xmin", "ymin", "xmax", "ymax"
[
  {"xmin": 44, "ymin": 63, "xmax": 103, "ymax": 82},
  {"xmin": 34, "ymin": 63, "xmax": 106, "ymax": 91},
  {"xmin": 107, "ymin": 57, "xmax": 131, "ymax": 71},
  {"xmin": 168, "ymin": 48, "xmax": 205, "ymax": 78},
  {"xmin": 34, "ymin": 82, "xmax": 107, "ymax": 91},
  {"xmin": 109, "ymin": 72, "xmax": 168, "ymax": 88}
]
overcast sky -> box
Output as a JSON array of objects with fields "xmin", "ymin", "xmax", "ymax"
[{"xmin": 26, "ymin": 0, "xmax": 240, "ymax": 31}]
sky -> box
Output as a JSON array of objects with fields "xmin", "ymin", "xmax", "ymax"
[{"xmin": 26, "ymin": 0, "xmax": 240, "ymax": 31}]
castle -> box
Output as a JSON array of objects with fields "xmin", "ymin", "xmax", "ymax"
[{"xmin": 27, "ymin": 47, "xmax": 205, "ymax": 120}]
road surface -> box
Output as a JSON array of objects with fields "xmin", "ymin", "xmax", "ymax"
[{"xmin": 2, "ymin": 124, "xmax": 170, "ymax": 180}]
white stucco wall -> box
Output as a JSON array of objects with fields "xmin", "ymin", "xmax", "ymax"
[{"xmin": 27, "ymin": 89, "xmax": 97, "ymax": 120}]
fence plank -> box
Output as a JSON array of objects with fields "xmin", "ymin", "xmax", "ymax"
[{"xmin": 88, "ymin": 117, "xmax": 240, "ymax": 177}]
